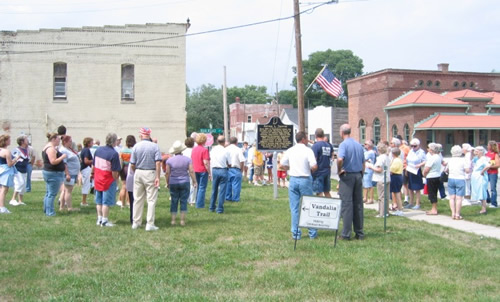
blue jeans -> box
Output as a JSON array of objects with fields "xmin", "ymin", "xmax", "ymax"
[
  {"xmin": 26, "ymin": 163, "xmax": 33, "ymax": 192},
  {"xmin": 288, "ymin": 176, "xmax": 317, "ymax": 239},
  {"xmin": 195, "ymin": 172, "xmax": 209, "ymax": 208},
  {"xmin": 487, "ymin": 173, "xmax": 498, "ymax": 206},
  {"xmin": 170, "ymin": 182, "xmax": 190, "ymax": 213},
  {"xmin": 226, "ymin": 168, "xmax": 242, "ymax": 201},
  {"xmin": 210, "ymin": 168, "xmax": 228, "ymax": 213},
  {"xmin": 42, "ymin": 170, "xmax": 64, "ymax": 216}
]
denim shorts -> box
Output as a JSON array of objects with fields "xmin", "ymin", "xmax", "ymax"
[
  {"xmin": 448, "ymin": 178, "xmax": 465, "ymax": 197},
  {"xmin": 95, "ymin": 180, "xmax": 117, "ymax": 206},
  {"xmin": 313, "ymin": 174, "xmax": 331, "ymax": 194},
  {"xmin": 64, "ymin": 175, "xmax": 78, "ymax": 186}
]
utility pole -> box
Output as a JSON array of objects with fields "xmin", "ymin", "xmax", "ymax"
[
  {"xmin": 294, "ymin": 0, "xmax": 305, "ymax": 132},
  {"xmin": 223, "ymin": 66, "xmax": 229, "ymax": 140}
]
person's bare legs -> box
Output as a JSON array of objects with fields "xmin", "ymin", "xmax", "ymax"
[{"xmin": 449, "ymin": 195, "xmax": 456, "ymax": 218}]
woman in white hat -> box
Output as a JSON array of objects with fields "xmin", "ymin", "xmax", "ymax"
[
  {"xmin": 165, "ymin": 140, "xmax": 197, "ymax": 226},
  {"xmin": 405, "ymin": 138, "xmax": 426, "ymax": 210}
]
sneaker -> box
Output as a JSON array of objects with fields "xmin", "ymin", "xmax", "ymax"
[
  {"xmin": 96, "ymin": 219, "xmax": 101, "ymax": 226},
  {"xmin": 116, "ymin": 201, "xmax": 123, "ymax": 207},
  {"xmin": 0, "ymin": 207, "xmax": 11, "ymax": 214},
  {"xmin": 9, "ymin": 200, "xmax": 20, "ymax": 206},
  {"xmin": 80, "ymin": 203, "xmax": 89, "ymax": 207},
  {"xmin": 145, "ymin": 224, "xmax": 159, "ymax": 231},
  {"xmin": 132, "ymin": 223, "xmax": 139, "ymax": 230},
  {"xmin": 404, "ymin": 204, "xmax": 413, "ymax": 209},
  {"xmin": 412, "ymin": 205, "xmax": 421, "ymax": 210},
  {"xmin": 101, "ymin": 221, "xmax": 114, "ymax": 227},
  {"xmin": 375, "ymin": 214, "xmax": 389, "ymax": 218},
  {"xmin": 392, "ymin": 210, "xmax": 404, "ymax": 216},
  {"xmin": 489, "ymin": 204, "xmax": 498, "ymax": 208},
  {"xmin": 18, "ymin": 202, "xmax": 26, "ymax": 206}
]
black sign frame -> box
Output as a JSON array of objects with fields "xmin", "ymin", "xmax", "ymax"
[{"xmin": 256, "ymin": 117, "xmax": 294, "ymax": 151}]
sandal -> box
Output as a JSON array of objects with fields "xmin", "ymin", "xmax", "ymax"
[
  {"xmin": 479, "ymin": 211, "xmax": 487, "ymax": 215},
  {"xmin": 455, "ymin": 215, "xmax": 463, "ymax": 220},
  {"xmin": 426, "ymin": 211, "xmax": 438, "ymax": 215}
]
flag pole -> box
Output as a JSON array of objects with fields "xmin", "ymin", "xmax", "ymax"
[{"xmin": 304, "ymin": 64, "xmax": 328, "ymax": 95}]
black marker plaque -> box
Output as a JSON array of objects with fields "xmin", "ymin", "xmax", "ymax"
[{"xmin": 257, "ymin": 117, "xmax": 294, "ymax": 151}]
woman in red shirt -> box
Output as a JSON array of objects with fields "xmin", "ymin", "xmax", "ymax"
[{"xmin": 486, "ymin": 141, "xmax": 500, "ymax": 208}]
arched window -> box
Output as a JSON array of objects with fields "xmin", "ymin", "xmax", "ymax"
[
  {"xmin": 373, "ymin": 118, "xmax": 381, "ymax": 144},
  {"xmin": 392, "ymin": 124, "xmax": 398, "ymax": 138},
  {"xmin": 121, "ymin": 64, "xmax": 135, "ymax": 100},
  {"xmin": 54, "ymin": 62, "xmax": 67, "ymax": 99},
  {"xmin": 359, "ymin": 119, "xmax": 366, "ymax": 141},
  {"xmin": 403, "ymin": 123, "xmax": 410, "ymax": 142}
]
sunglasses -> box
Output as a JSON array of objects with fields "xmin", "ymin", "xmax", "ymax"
[{"xmin": 411, "ymin": 145, "xmax": 418, "ymax": 147}]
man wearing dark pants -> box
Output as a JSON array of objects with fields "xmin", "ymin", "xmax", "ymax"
[
  {"xmin": 337, "ymin": 124, "xmax": 365, "ymax": 240},
  {"xmin": 312, "ymin": 128, "xmax": 334, "ymax": 197}
]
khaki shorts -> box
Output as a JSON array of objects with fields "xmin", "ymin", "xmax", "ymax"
[{"xmin": 254, "ymin": 165, "xmax": 264, "ymax": 176}]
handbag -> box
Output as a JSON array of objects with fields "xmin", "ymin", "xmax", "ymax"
[{"xmin": 439, "ymin": 171, "xmax": 449, "ymax": 183}]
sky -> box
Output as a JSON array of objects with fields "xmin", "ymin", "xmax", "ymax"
[{"xmin": 1, "ymin": 0, "xmax": 499, "ymax": 95}]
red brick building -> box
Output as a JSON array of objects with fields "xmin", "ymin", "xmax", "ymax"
[
  {"xmin": 229, "ymin": 98, "xmax": 292, "ymax": 142},
  {"xmin": 346, "ymin": 64, "xmax": 500, "ymax": 153}
]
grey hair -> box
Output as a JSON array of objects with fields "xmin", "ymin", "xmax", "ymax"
[
  {"xmin": 428, "ymin": 143, "xmax": 440, "ymax": 153},
  {"xmin": 450, "ymin": 145, "xmax": 462, "ymax": 157},
  {"xmin": 475, "ymin": 146, "xmax": 486, "ymax": 154},
  {"xmin": 377, "ymin": 142, "xmax": 387, "ymax": 154},
  {"xmin": 105, "ymin": 133, "xmax": 118, "ymax": 147},
  {"xmin": 391, "ymin": 137, "xmax": 401, "ymax": 147}
]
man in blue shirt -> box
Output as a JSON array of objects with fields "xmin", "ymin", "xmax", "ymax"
[
  {"xmin": 337, "ymin": 124, "xmax": 365, "ymax": 240},
  {"xmin": 312, "ymin": 128, "xmax": 334, "ymax": 197}
]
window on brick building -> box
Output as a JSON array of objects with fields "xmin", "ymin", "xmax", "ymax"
[
  {"xmin": 427, "ymin": 80, "xmax": 432, "ymax": 87},
  {"xmin": 403, "ymin": 123, "xmax": 410, "ymax": 142},
  {"xmin": 418, "ymin": 80, "xmax": 424, "ymax": 87},
  {"xmin": 469, "ymin": 82, "xmax": 475, "ymax": 88},
  {"xmin": 461, "ymin": 81, "xmax": 467, "ymax": 88},
  {"xmin": 373, "ymin": 118, "xmax": 380, "ymax": 144},
  {"xmin": 392, "ymin": 124, "xmax": 398, "ymax": 137},
  {"xmin": 53, "ymin": 62, "xmax": 67, "ymax": 99},
  {"xmin": 453, "ymin": 81, "xmax": 459, "ymax": 87},
  {"xmin": 435, "ymin": 81, "xmax": 440, "ymax": 87},
  {"xmin": 359, "ymin": 119, "xmax": 366, "ymax": 141},
  {"xmin": 247, "ymin": 115, "xmax": 252, "ymax": 123},
  {"xmin": 121, "ymin": 64, "xmax": 134, "ymax": 101}
]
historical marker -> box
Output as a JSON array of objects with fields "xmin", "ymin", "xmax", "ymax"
[{"xmin": 257, "ymin": 117, "xmax": 293, "ymax": 151}]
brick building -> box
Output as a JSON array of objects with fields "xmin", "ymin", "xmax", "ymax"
[
  {"xmin": 229, "ymin": 98, "xmax": 292, "ymax": 143},
  {"xmin": 347, "ymin": 64, "xmax": 500, "ymax": 153},
  {"xmin": 0, "ymin": 23, "xmax": 188, "ymax": 153}
]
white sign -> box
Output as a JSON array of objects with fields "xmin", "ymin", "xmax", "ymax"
[{"xmin": 298, "ymin": 196, "xmax": 342, "ymax": 230}]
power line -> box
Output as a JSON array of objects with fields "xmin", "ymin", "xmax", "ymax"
[{"xmin": 1, "ymin": 1, "xmax": 337, "ymax": 56}]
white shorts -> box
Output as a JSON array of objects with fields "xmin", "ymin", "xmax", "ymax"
[
  {"xmin": 14, "ymin": 172, "xmax": 27, "ymax": 194},
  {"xmin": 81, "ymin": 167, "xmax": 92, "ymax": 194}
]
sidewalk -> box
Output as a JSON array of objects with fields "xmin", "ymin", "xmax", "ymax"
[{"xmin": 330, "ymin": 191, "xmax": 500, "ymax": 240}]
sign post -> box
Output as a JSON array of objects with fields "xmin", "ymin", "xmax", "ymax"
[
  {"xmin": 257, "ymin": 117, "xmax": 293, "ymax": 199},
  {"xmin": 295, "ymin": 196, "xmax": 342, "ymax": 250}
]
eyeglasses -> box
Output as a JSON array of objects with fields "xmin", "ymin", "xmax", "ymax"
[{"xmin": 411, "ymin": 145, "xmax": 417, "ymax": 148}]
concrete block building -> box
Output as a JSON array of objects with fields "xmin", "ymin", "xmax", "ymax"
[{"xmin": 0, "ymin": 23, "xmax": 189, "ymax": 153}]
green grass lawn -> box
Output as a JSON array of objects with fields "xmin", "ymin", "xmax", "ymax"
[{"xmin": 1, "ymin": 180, "xmax": 499, "ymax": 301}]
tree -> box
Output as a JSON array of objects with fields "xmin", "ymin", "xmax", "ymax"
[
  {"xmin": 227, "ymin": 85, "xmax": 269, "ymax": 105},
  {"xmin": 277, "ymin": 90, "xmax": 297, "ymax": 107},
  {"xmin": 292, "ymin": 49, "xmax": 364, "ymax": 108},
  {"xmin": 186, "ymin": 84, "xmax": 224, "ymax": 135}
]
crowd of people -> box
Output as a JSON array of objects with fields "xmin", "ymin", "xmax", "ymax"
[{"xmin": 0, "ymin": 123, "xmax": 498, "ymax": 240}]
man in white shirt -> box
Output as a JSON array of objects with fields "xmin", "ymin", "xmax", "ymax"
[
  {"xmin": 225, "ymin": 137, "xmax": 245, "ymax": 202},
  {"xmin": 209, "ymin": 136, "xmax": 229, "ymax": 213},
  {"xmin": 280, "ymin": 131, "xmax": 318, "ymax": 240}
]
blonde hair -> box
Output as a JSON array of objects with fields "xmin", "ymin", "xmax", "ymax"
[
  {"xmin": 196, "ymin": 133, "xmax": 207, "ymax": 145},
  {"xmin": 46, "ymin": 132, "xmax": 59, "ymax": 141}
]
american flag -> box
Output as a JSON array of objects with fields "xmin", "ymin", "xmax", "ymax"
[{"xmin": 315, "ymin": 67, "xmax": 343, "ymax": 98}]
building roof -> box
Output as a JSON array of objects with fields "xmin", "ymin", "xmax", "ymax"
[
  {"xmin": 442, "ymin": 89, "xmax": 493, "ymax": 101},
  {"xmin": 385, "ymin": 90, "xmax": 468, "ymax": 109},
  {"xmin": 280, "ymin": 108, "xmax": 308, "ymax": 125},
  {"xmin": 415, "ymin": 113, "xmax": 500, "ymax": 130},
  {"xmin": 484, "ymin": 92, "xmax": 500, "ymax": 105}
]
